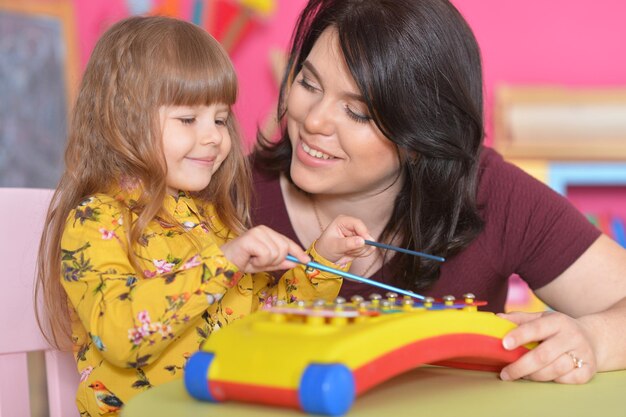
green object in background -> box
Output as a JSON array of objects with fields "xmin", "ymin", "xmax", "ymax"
[{"xmin": 585, "ymin": 213, "xmax": 599, "ymax": 227}]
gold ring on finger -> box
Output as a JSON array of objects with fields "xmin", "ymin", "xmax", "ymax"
[{"xmin": 567, "ymin": 351, "xmax": 584, "ymax": 369}]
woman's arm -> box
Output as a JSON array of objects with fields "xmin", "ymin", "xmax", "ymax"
[
  {"xmin": 538, "ymin": 234, "xmax": 626, "ymax": 318},
  {"xmin": 499, "ymin": 234, "xmax": 626, "ymax": 383}
]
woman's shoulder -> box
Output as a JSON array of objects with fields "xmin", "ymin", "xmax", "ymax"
[
  {"xmin": 248, "ymin": 153, "xmax": 284, "ymax": 207},
  {"xmin": 477, "ymin": 146, "xmax": 516, "ymax": 180},
  {"xmin": 476, "ymin": 146, "xmax": 582, "ymax": 217},
  {"xmin": 250, "ymin": 153, "xmax": 281, "ymax": 187},
  {"xmin": 248, "ymin": 154, "xmax": 295, "ymax": 235},
  {"xmin": 474, "ymin": 146, "xmax": 600, "ymax": 285},
  {"xmin": 476, "ymin": 146, "xmax": 548, "ymax": 203}
]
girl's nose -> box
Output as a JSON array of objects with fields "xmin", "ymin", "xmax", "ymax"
[
  {"xmin": 303, "ymin": 97, "xmax": 334, "ymax": 136},
  {"xmin": 201, "ymin": 123, "xmax": 223, "ymax": 145}
]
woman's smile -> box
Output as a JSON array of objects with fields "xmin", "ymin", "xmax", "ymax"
[{"xmin": 301, "ymin": 141, "xmax": 335, "ymax": 160}]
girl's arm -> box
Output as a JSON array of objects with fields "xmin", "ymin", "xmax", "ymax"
[
  {"xmin": 210, "ymin": 215, "xmax": 373, "ymax": 326},
  {"xmin": 267, "ymin": 215, "xmax": 375, "ymax": 302},
  {"xmin": 61, "ymin": 195, "xmax": 241, "ymax": 368},
  {"xmin": 208, "ymin": 239, "xmax": 348, "ymax": 328}
]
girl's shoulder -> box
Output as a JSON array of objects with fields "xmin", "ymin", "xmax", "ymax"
[
  {"xmin": 73, "ymin": 191, "xmax": 130, "ymax": 210},
  {"xmin": 191, "ymin": 197, "xmax": 235, "ymax": 241},
  {"xmin": 66, "ymin": 191, "xmax": 132, "ymax": 225}
]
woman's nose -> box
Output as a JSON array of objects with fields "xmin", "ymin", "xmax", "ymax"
[{"xmin": 303, "ymin": 97, "xmax": 334, "ymax": 136}]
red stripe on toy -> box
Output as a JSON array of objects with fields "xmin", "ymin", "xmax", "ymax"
[
  {"xmin": 353, "ymin": 334, "xmax": 529, "ymax": 394},
  {"xmin": 209, "ymin": 380, "xmax": 300, "ymax": 408}
]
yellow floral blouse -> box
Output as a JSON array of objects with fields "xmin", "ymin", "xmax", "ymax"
[{"xmin": 60, "ymin": 187, "xmax": 343, "ymax": 416}]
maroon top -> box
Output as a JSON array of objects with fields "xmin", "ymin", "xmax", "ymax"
[{"xmin": 250, "ymin": 147, "xmax": 601, "ymax": 312}]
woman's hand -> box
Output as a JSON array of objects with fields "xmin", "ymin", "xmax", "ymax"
[
  {"xmin": 314, "ymin": 215, "xmax": 376, "ymax": 265},
  {"xmin": 220, "ymin": 225, "xmax": 310, "ymax": 273},
  {"xmin": 498, "ymin": 311, "xmax": 598, "ymax": 384}
]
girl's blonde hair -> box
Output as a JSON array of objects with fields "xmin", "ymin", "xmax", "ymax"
[{"xmin": 36, "ymin": 15, "xmax": 251, "ymax": 348}]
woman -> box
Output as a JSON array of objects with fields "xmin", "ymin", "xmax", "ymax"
[{"xmin": 251, "ymin": 0, "xmax": 626, "ymax": 384}]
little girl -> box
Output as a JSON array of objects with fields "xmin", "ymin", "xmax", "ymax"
[{"xmin": 36, "ymin": 16, "xmax": 372, "ymax": 416}]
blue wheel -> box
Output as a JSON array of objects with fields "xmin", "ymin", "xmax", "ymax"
[
  {"xmin": 184, "ymin": 351, "xmax": 218, "ymax": 402},
  {"xmin": 298, "ymin": 364, "xmax": 355, "ymax": 416}
]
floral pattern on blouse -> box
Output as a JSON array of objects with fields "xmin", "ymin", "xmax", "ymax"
[{"xmin": 61, "ymin": 187, "xmax": 343, "ymax": 416}]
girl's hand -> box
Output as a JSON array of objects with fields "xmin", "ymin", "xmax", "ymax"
[
  {"xmin": 498, "ymin": 311, "xmax": 598, "ymax": 384},
  {"xmin": 315, "ymin": 215, "xmax": 376, "ymax": 265},
  {"xmin": 220, "ymin": 225, "xmax": 310, "ymax": 273}
]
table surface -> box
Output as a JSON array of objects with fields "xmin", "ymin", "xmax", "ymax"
[{"xmin": 121, "ymin": 366, "xmax": 626, "ymax": 417}]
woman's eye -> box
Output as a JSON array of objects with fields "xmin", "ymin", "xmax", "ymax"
[
  {"xmin": 179, "ymin": 118, "xmax": 195, "ymax": 125},
  {"xmin": 345, "ymin": 106, "xmax": 371, "ymax": 124},
  {"xmin": 297, "ymin": 77, "xmax": 318, "ymax": 93},
  {"xmin": 215, "ymin": 118, "xmax": 227, "ymax": 126}
]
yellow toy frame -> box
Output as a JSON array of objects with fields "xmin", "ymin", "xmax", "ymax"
[{"xmin": 185, "ymin": 294, "xmax": 534, "ymax": 416}]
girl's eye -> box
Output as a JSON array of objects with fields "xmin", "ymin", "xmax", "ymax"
[
  {"xmin": 215, "ymin": 118, "xmax": 227, "ymax": 126},
  {"xmin": 297, "ymin": 77, "xmax": 318, "ymax": 93},
  {"xmin": 345, "ymin": 106, "xmax": 371, "ymax": 124},
  {"xmin": 179, "ymin": 118, "xmax": 195, "ymax": 125}
]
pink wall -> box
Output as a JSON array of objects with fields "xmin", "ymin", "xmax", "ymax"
[
  {"xmin": 73, "ymin": 0, "xmax": 626, "ymax": 145},
  {"xmin": 453, "ymin": 0, "xmax": 626, "ymax": 145},
  {"xmin": 232, "ymin": 0, "xmax": 626, "ymax": 144},
  {"xmin": 227, "ymin": 1, "xmax": 305, "ymax": 146}
]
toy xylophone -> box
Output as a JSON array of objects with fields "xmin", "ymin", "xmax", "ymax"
[{"xmin": 184, "ymin": 293, "xmax": 535, "ymax": 416}]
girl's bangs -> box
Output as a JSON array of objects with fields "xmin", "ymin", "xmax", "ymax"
[{"xmin": 158, "ymin": 35, "xmax": 237, "ymax": 107}]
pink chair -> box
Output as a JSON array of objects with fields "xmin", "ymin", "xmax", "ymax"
[{"xmin": 0, "ymin": 188, "xmax": 79, "ymax": 417}]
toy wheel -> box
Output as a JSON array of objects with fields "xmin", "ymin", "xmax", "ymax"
[
  {"xmin": 184, "ymin": 351, "xmax": 218, "ymax": 402},
  {"xmin": 298, "ymin": 363, "xmax": 355, "ymax": 416}
]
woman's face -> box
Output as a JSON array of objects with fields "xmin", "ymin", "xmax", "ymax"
[{"xmin": 286, "ymin": 28, "xmax": 401, "ymax": 197}]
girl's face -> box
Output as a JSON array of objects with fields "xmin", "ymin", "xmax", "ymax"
[
  {"xmin": 286, "ymin": 28, "xmax": 401, "ymax": 197},
  {"xmin": 160, "ymin": 104, "xmax": 232, "ymax": 195}
]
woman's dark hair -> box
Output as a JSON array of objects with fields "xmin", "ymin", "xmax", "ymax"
[{"xmin": 254, "ymin": 0, "xmax": 485, "ymax": 291}]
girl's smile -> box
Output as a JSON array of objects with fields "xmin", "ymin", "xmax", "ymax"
[{"xmin": 185, "ymin": 156, "xmax": 217, "ymax": 166}]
